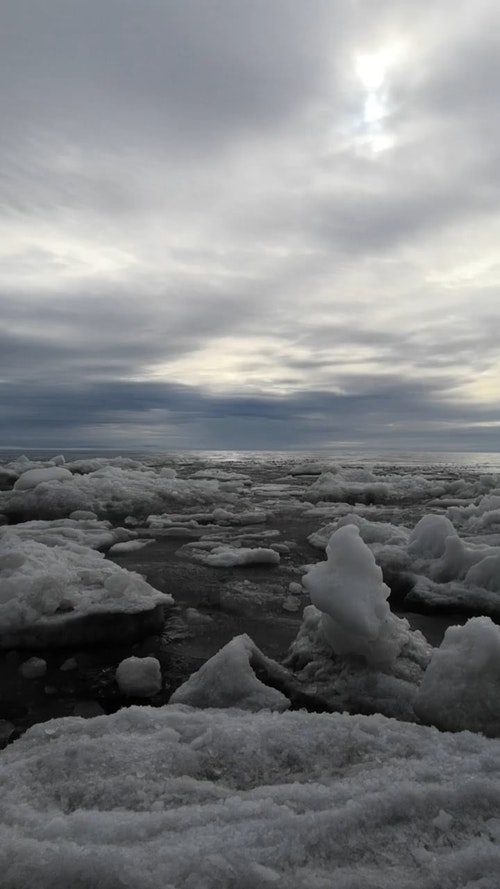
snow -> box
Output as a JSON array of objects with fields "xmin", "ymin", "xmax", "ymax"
[
  {"xmin": 170, "ymin": 634, "xmax": 290, "ymax": 711},
  {"xmin": 0, "ymin": 532, "xmax": 173, "ymax": 647},
  {"xmin": 115, "ymin": 656, "xmax": 162, "ymax": 697},
  {"xmin": 415, "ymin": 616, "xmax": 500, "ymax": 736},
  {"xmin": 1, "ymin": 705, "xmax": 499, "ymax": 888}
]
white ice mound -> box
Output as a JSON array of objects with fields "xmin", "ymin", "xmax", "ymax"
[
  {"xmin": 169, "ymin": 634, "xmax": 290, "ymax": 711},
  {"xmin": 0, "ymin": 532, "xmax": 173, "ymax": 648},
  {"xmin": 408, "ymin": 514, "xmax": 458, "ymax": 559},
  {"xmin": 415, "ymin": 616, "xmax": 500, "ymax": 736},
  {"xmin": 303, "ymin": 524, "xmax": 408, "ymax": 666},
  {"xmin": 116, "ymin": 656, "xmax": 162, "ymax": 697},
  {"xmin": 2, "ymin": 706, "xmax": 499, "ymax": 889},
  {"xmin": 13, "ymin": 466, "xmax": 73, "ymax": 491}
]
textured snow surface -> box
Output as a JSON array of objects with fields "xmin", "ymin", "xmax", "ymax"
[{"xmin": 1, "ymin": 706, "xmax": 499, "ymax": 888}]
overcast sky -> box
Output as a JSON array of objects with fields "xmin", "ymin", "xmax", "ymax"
[{"xmin": 2, "ymin": 0, "xmax": 500, "ymax": 452}]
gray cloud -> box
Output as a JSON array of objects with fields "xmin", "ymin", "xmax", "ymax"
[{"xmin": 1, "ymin": 1, "xmax": 500, "ymax": 451}]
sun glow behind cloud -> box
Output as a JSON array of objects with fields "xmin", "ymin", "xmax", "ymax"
[{"xmin": 354, "ymin": 42, "xmax": 406, "ymax": 152}]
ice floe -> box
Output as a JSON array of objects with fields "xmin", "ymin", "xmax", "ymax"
[{"xmin": 0, "ymin": 533, "xmax": 173, "ymax": 648}]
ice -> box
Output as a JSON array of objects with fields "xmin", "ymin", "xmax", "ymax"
[
  {"xmin": 13, "ymin": 466, "xmax": 73, "ymax": 491},
  {"xmin": 0, "ymin": 517, "xmax": 131, "ymax": 552},
  {"xmin": 415, "ymin": 617, "xmax": 500, "ymax": 735},
  {"xmin": 309, "ymin": 513, "xmax": 409, "ymax": 550},
  {"xmin": 19, "ymin": 656, "xmax": 47, "ymax": 679},
  {"xmin": 285, "ymin": 604, "xmax": 431, "ymax": 721},
  {"xmin": 204, "ymin": 545, "xmax": 280, "ymax": 567},
  {"xmin": 307, "ymin": 468, "xmax": 447, "ymax": 504},
  {"xmin": 1, "ymin": 705, "xmax": 499, "ymax": 888},
  {"xmin": 169, "ymin": 634, "xmax": 290, "ymax": 711},
  {"xmin": 0, "ymin": 532, "xmax": 173, "ymax": 647},
  {"xmin": 303, "ymin": 524, "xmax": 409, "ymax": 666},
  {"xmin": 115, "ymin": 656, "xmax": 162, "ymax": 697},
  {"xmin": 408, "ymin": 514, "xmax": 459, "ymax": 559},
  {"xmin": 108, "ymin": 539, "xmax": 154, "ymax": 554},
  {"xmin": 1, "ymin": 465, "xmax": 230, "ymax": 521}
]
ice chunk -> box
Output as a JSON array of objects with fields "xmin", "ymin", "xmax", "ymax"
[
  {"xmin": 13, "ymin": 466, "xmax": 73, "ymax": 491},
  {"xmin": 169, "ymin": 634, "xmax": 290, "ymax": 711},
  {"xmin": 19, "ymin": 657, "xmax": 47, "ymax": 679},
  {"xmin": 408, "ymin": 514, "xmax": 458, "ymax": 559},
  {"xmin": 0, "ymin": 533, "xmax": 172, "ymax": 648},
  {"xmin": 415, "ymin": 616, "xmax": 500, "ymax": 735},
  {"xmin": 199, "ymin": 545, "xmax": 280, "ymax": 567},
  {"xmin": 303, "ymin": 524, "xmax": 407, "ymax": 666},
  {"xmin": 116, "ymin": 657, "xmax": 162, "ymax": 697}
]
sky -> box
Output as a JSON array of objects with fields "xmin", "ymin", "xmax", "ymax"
[{"xmin": 1, "ymin": 0, "xmax": 500, "ymax": 452}]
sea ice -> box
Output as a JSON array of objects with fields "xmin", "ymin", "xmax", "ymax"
[
  {"xmin": 303, "ymin": 524, "xmax": 409, "ymax": 666},
  {"xmin": 415, "ymin": 616, "xmax": 500, "ymax": 735},
  {"xmin": 0, "ymin": 532, "xmax": 173, "ymax": 647},
  {"xmin": 169, "ymin": 634, "xmax": 290, "ymax": 711}
]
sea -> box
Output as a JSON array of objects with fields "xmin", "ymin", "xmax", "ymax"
[{"xmin": 2, "ymin": 446, "xmax": 500, "ymax": 471}]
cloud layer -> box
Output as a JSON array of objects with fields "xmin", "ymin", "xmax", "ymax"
[{"xmin": 1, "ymin": 0, "xmax": 499, "ymax": 450}]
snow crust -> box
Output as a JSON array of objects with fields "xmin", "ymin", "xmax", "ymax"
[{"xmin": 1, "ymin": 705, "xmax": 499, "ymax": 888}]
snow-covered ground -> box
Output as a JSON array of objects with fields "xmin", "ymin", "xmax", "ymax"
[
  {"xmin": 1, "ymin": 705, "xmax": 499, "ymax": 888},
  {"xmin": 1, "ymin": 450, "xmax": 500, "ymax": 886}
]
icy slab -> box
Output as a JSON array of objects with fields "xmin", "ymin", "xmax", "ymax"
[
  {"xmin": 191, "ymin": 544, "xmax": 280, "ymax": 567},
  {"xmin": 0, "ymin": 517, "xmax": 130, "ymax": 552},
  {"xmin": 1, "ymin": 706, "xmax": 499, "ymax": 888},
  {"xmin": 169, "ymin": 634, "xmax": 290, "ymax": 711},
  {"xmin": 415, "ymin": 617, "xmax": 500, "ymax": 736},
  {"xmin": 0, "ymin": 532, "xmax": 173, "ymax": 648},
  {"xmin": 108, "ymin": 539, "xmax": 154, "ymax": 554},
  {"xmin": 303, "ymin": 524, "xmax": 410, "ymax": 666},
  {"xmin": 116, "ymin": 656, "xmax": 162, "ymax": 697}
]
